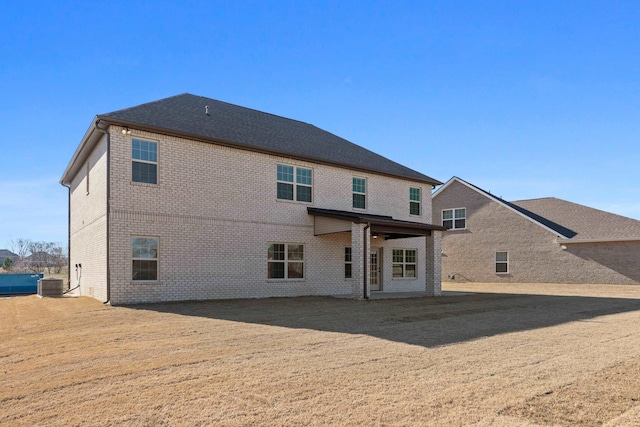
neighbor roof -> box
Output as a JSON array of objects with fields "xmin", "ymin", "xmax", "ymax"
[
  {"xmin": 81, "ymin": 93, "xmax": 440, "ymax": 185},
  {"xmin": 434, "ymin": 177, "xmax": 578, "ymax": 238},
  {"xmin": 513, "ymin": 197, "xmax": 640, "ymax": 242},
  {"xmin": 434, "ymin": 176, "xmax": 640, "ymax": 243}
]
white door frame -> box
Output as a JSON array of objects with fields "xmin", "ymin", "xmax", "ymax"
[{"xmin": 370, "ymin": 248, "xmax": 382, "ymax": 291}]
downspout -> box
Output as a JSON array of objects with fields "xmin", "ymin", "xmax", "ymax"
[
  {"xmin": 95, "ymin": 121, "xmax": 111, "ymax": 304},
  {"xmin": 363, "ymin": 222, "xmax": 370, "ymax": 300},
  {"xmin": 62, "ymin": 182, "xmax": 71, "ymax": 290}
]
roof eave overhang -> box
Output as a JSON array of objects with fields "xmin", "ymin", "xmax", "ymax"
[
  {"xmin": 308, "ymin": 207, "xmax": 447, "ymax": 236},
  {"xmin": 557, "ymin": 237, "xmax": 640, "ymax": 245},
  {"xmin": 93, "ymin": 116, "xmax": 442, "ymax": 186},
  {"xmin": 435, "ymin": 176, "xmax": 574, "ymax": 239},
  {"xmin": 60, "ymin": 117, "xmax": 109, "ymax": 186}
]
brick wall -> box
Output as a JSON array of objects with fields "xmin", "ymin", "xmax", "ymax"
[
  {"xmin": 99, "ymin": 126, "xmax": 438, "ymax": 304},
  {"xmin": 69, "ymin": 135, "xmax": 108, "ymax": 301},
  {"xmin": 433, "ymin": 180, "xmax": 640, "ymax": 285}
]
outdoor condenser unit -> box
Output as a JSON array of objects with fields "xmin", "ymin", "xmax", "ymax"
[{"xmin": 37, "ymin": 278, "xmax": 64, "ymax": 297}]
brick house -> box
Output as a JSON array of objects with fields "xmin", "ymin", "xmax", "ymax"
[
  {"xmin": 60, "ymin": 94, "xmax": 445, "ymax": 304},
  {"xmin": 433, "ymin": 176, "xmax": 640, "ymax": 285}
]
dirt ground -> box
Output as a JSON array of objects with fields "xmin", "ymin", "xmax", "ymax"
[{"xmin": 2, "ymin": 282, "xmax": 640, "ymax": 426}]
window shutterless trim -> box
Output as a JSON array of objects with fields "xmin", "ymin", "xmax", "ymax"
[
  {"xmin": 132, "ymin": 138, "xmax": 158, "ymax": 185},
  {"xmin": 495, "ymin": 251, "xmax": 509, "ymax": 274},
  {"xmin": 352, "ymin": 177, "xmax": 367, "ymax": 210},
  {"xmin": 344, "ymin": 247, "xmax": 353, "ymax": 279},
  {"xmin": 392, "ymin": 248, "xmax": 417, "ymax": 278},
  {"xmin": 442, "ymin": 207, "xmax": 466, "ymax": 230},
  {"xmin": 409, "ymin": 187, "xmax": 421, "ymax": 216},
  {"xmin": 276, "ymin": 164, "xmax": 313, "ymax": 203},
  {"xmin": 267, "ymin": 243, "xmax": 305, "ymax": 280},
  {"xmin": 132, "ymin": 236, "xmax": 159, "ymax": 282}
]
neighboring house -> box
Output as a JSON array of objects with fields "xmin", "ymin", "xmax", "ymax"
[
  {"xmin": 432, "ymin": 176, "xmax": 640, "ymax": 285},
  {"xmin": 60, "ymin": 94, "xmax": 445, "ymax": 304}
]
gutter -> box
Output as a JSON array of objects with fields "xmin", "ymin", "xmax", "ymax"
[
  {"xmin": 363, "ymin": 223, "xmax": 370, "ymax": 300},
  {"xmin": 95, "ymin": 121, "xmax": 111, "ymax": 305},
  {"xmin": 61, "ymin": 182, "xmax": 71, "ymax": 290}
]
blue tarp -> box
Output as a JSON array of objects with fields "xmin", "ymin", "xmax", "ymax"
[{"xmin": 0, "ymin": 273, "xmax": 44, "ymax": 294}]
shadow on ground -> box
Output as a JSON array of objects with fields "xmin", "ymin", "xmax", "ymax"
[{"xmin": 131, "ymin": 292, "xmax": 640, "ymax": 348}]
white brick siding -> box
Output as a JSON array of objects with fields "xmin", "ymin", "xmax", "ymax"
[
  {"xmin": 68, "ymin": 135, "xmax": 108, "ymax": 301},
  {"xmin": 69, "ymin": 125, "xmax": 441, "ymax": 304}
]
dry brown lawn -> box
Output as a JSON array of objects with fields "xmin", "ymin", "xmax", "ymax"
[{"xmin": 2, "ymin": 282, "xmax": 640, "ymax": 426}]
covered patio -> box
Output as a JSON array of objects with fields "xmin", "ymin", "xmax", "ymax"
[{"xmin": 307, "ymin": 207, "xmax": 446, "ymax": 299}]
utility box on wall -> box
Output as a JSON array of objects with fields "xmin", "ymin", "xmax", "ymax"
[{"xmin": 38, "ymin": 278, "xmax": 64, "ymax": 297}]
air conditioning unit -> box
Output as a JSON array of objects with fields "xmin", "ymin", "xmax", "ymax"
[{"xmin": 38, "ymin": 278, "xmax": 64, "ymax": 297}]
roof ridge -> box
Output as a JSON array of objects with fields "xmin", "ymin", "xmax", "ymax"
[
  {"xmin": 185, "ymin": 94, "xmax": 318, "ymax": 128},
  {"xmin": 101, "ymin": 93, "xmax": 193, "ymax": 116}
]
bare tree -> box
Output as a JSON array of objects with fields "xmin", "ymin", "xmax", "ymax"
[
  {"xmin": 49, "ymin": 244, "xmax": 68, "ymax": 274},
  {"xmin": 7, "ymin": 239, "xmax": 68, "ymax": 274},
  {"xmin": 10, "ymin": 238, "xmax": 32, "ymax": 272},
  {"xmin": 29, "ymin": 241, "xmax": 52, "ymax": 273}
]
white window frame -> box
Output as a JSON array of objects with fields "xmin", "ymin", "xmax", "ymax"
[
  {"xmin": 392, "ymin": 248, "xmax": 417, "ymax": 278},
  {"xmin": 132, "ymin": 138, "xmax": 158, "ymax": 185},
  {"xmin": 495, "ymin": 251, "xmax": 509, "ymax": 274},
  {"xmin": 352, "ymin": 177, "xmax": 367, "ymax": 210},
  {"xmin": 344, "ymin": 247, "xmax": 352, "ymax": 279},
  {"xmin": 276, "ymin": 164, "xmax": 313, "ymax": 203},
  {"xmin": 442, "ymin": 208, "xmax": 466, "ymax": 230},
  {"xmin": 267, "ymin": 243, "xmax": 305, "ymax": 280},
  {"xmin": 409, "ymin": 187, "xmax": 421, "ymax": 216},
  {"xmin": 132, "ymin": 236, "xmax": 159, "ymax": 282}
]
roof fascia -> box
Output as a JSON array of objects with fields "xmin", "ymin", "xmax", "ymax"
[
  {"xmin": 96, "ymin": 116, "xmax": 442, "ymax": 186},
  {"xmin": 60, "ymin": 117, "xmax": 107, "ymax": 186},
  {"xmin": 307, "ymin": 207, "xmax": 446, "ymax": 232},
  {"xmin": 436, "ymin": 177, "xmax": 573, "ymax": 239},
  {"xmin": 557, "ymin": 237, "xmax": 640, "ymax": 245},
  {"xmin": 431, "ymin": 176, "xmax": 458, "ymax": 198}
]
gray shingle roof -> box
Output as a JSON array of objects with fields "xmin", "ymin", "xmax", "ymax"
[
  {"xmin": 513, "ymin": 197, "xmax": 640, "ymax": 240},
  {"xmin": 443, "ymin": 177, "xmax": 578, "ymax": 238},
  {"xmin": 435, "ymin": 177, "xmax": 640, "ymax": 241},
  {"xmin": 98, "ymin": 93, "xmax": 441, "ymax": 185}
]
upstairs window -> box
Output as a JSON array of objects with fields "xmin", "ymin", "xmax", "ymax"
[
  {"xmin": 352, "ymin": 177, "xmax": 366, "ymax": 209},
  {"xmin": 392, "ymin": 249, "xmax": 417, "ymax": 278},
  {"xmin": 132, "ymin": 139, "xmax": 157, "ymax": 184},
  {"xmin": 410, "ymin": 187, "xmax": 421, "ymax": 215},
  {"xmin": 442, "ymin": 208, "xmax": 466, "ymax": 229},
  {"xmin": 277, "ymin": 164, "xmax": 312, "ymax": 202},
  {"xmin": 495, "ymin": 251, "xmax": 509, "ymax": 274}
]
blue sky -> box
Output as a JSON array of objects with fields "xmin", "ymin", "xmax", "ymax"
[{"xmin": 1, "ymin": 0, "xmax": 640, "ymax": 248}]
